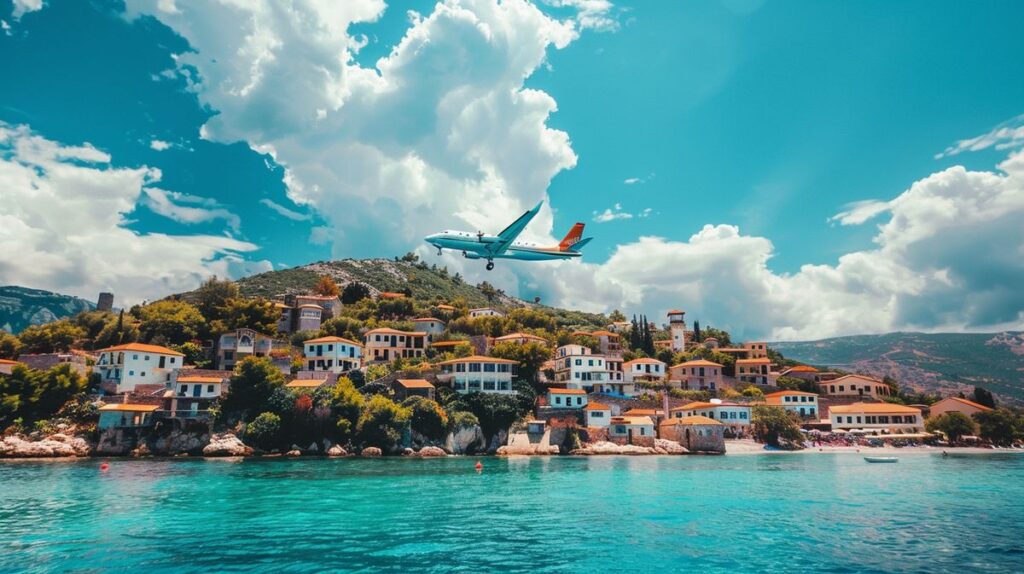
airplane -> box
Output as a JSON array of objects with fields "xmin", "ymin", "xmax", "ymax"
[{"xmin": 424, "ymin": 200, "xmax": 592, "ymax": 271}]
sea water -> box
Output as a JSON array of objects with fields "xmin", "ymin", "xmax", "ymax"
[{"xmin": 1, "ymin": 453, "xmax": 1022, "ymax": 573}]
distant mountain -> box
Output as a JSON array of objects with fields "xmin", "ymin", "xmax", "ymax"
[
  {"xmin": 0, "ymin": 286, "xmax": 96, "ymax": 334},
  {"xmin": 774, "ymin": 332, "xmax": 1024, "ymax": 404}
]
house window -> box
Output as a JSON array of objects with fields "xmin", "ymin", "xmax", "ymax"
[
  {"xmin": 133, "ymin": 354, "xmax": 139, "ymax": 360},
  {"xmin": 592, "ymin": 411, "xmax": 604, "ymax": 418},
  {"xmin": 207, "ymin": 385, "xmax": 215, "ymax": 393},
  {"xmin": 181, "ymin": 384, "xmax": 188, "ymax": 393},
  {"xmin": 484, "ymin": 363, "xmax": 496, "ymax": 372},
  {"xmin": 498, "ymin": 381, "xmax": 509, "ymax": 391}
]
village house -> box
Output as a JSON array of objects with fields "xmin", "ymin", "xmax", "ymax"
[
  {"xmin": 391, "ymin": 379, "xmax": 435, "ymax": 401},
  {"xmin": 216, "ymin": 328, "xmax": 275, "ymax": 371},
  {"xmin": 98, "ymin": 403, "xmax": 159, "ymax": 429},
  {"xmin": 670, "ymin": 400, "xmax": 752, "ymax": 434},
  {"xmin": 576, "ymin": 330, "xmax": 622, "ymax": 357},
  {"xmin": 743, "ymin": 341, "xmax": 768, "ymax": 359},
  {"xmin": 659, "ymin": 416, "xmax": 725, "ymax": 453},
  {"xmin": 0, "ymin": 358, "xmax": 20, "ymax": 375},
  {"xmin": 435, "ymin": 355, "xmax": 517, "ymax": 394},
  {"xmin": 735, "ymin": 358, "xmax": 777, "ymax": 386},
  {"xmin": 15, "ymin": 352, "xmax": 89, "ymax": 376},
  {"xmin": 764, "ymin": 390, "xmax": 819, "ymax": 418},
  {"xmin": 273, "ymin": 293, "xmax": 341, "ymax": 334},
  {"xmin": 779, "ymin": 365, "xmax": 832, "ymax": 383},
  {"xmin": 928, "ymin": 397, "xmax": 993, "ymax": 419},
  {"xmin": 411, "ymin": 318, "xmax": 446, "ymax": 340},
  {"xmin": 285, "ymin": 378, "xmax": 329, "ymax": 392},
  {"xmin": 168, "ymin": 375, "xmax": 224, "ymax": 418},
  {"xmin": 469, "ymin": 307, "xmax": 505, "ymax": 318},
  {"xmin": 584, "ymin": 401, "xmax": 612, "ymax": 427},
  {"xmin": 818, "ymin": 374, "xmax": 894, "ymax": 399},
  {"xmin": 608, "ymin": 415, "xmax": 656, "ymax": 443},
  {"xmin": 829, "ymin": 403, "xmax": 923, "ymax": 432},
  {"xmin": 95, "ymin": 343, "xmax": 184, "ymax": 394},
  {"xmin": 304, "ymin": 336, "xmax": 363, "ymax": 372},
  {"xmin": 364, "ymin": 328, "xmax": 428, "ymax": 362},
  {"xmin": 622, "ymin": 358, "xmax": 667, "ymax": 383},
  {"xmin": 547, "ymin": 388, "xmax": 588, "ymax": 409},
  {"xmin": 553, "ymin": 344, "xmax": 619, "ymax": 391},
  {"xmin": 669, "ymin": 359, "xmax": 724, "ymax": 391}
]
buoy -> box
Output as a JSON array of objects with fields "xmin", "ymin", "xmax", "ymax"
[
  {"xmin": 100, "ymin": 462, "xmax": 110, "ymax": 472},
  {"xmin": 474, "ymin": 460, "xmax": 483, "ymax": 472}
]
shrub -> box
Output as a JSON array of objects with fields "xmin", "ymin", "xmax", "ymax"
[
  {"xmin": 752, "ymin": 405, "xmax": 803, "ymax": 448},
  {"xmin": 925, "ymin": 412, "xmax": 976, "ymax": 442},
  {"xmin": 246, "ymin": 412, "xmax": 282, "ymax": 450},
  {"xmin": 402, "ymin": 396, "xmax": 449, "ymax": 441},
  {"xmin": 449, "ymin": 411, "xmax": 480, "ymax": 429},
  {"xmin": 356, "ymin": 395, "xmax": 411, "ymax": 449}
]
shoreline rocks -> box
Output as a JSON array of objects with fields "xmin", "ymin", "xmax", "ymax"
[
  {"xmin": 569, "ymin": 440, "xmax": 689, "ymax": 456},
  {"xmin": 202, "ymin": 433, "xmax": 252, "ymax": 457},
  {"xmin": 0, "ymin": 434, "xmax": 93, "ymax": 458}
]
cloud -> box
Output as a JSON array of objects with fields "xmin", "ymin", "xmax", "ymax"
[
  {"xmin": 149, "ymin": 139, "xmax": 172, "ymax": 151},
  {"xmin": 936, "ymin": 113, "xmax": 1024, "ymax": 159},
  {"xmin": 0, "ymin": 122, "xmax": 270, "ymax": 304},
  {"xmin": 827, "ymin": 199, "xmax": 891, "ymax": 226},
  {"xmin": 259, "ymin": 198, "xmax": 310, "ymax": 221},
  {"xmin": 141, "ymin": 187, "xmax": 242, "ymax": 232},
  {"xmin": 623, "ymin": 172, "xmax": 654, "ymax": 185},
  {"xmin": 11, "ymin": 0, "xmax": 44, "ymax": 21},
  {"xmin": 593, "ymin": 202, "xmax": 632, "ymax": 222},
  {"xmin": 543, "ymin": 0, "xmax": 619, "ymax": 32}
]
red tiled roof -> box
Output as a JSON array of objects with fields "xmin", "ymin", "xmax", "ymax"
[{"xmin": 97, "ymin": 343, "xmax": 184, "ymax": 356}]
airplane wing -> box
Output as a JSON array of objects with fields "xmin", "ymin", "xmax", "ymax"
[{"xmin": 487, "ymin": 201, "xmax": 543, "ymax": 255}]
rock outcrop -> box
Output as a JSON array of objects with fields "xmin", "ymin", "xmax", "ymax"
[
  {"xmin": 326, "ymin": 445, "xmax": 348, "ymax": 457},
  {"xmin": 202, "ymin": 433, "xmax": 251, "ymax": 457},
  {"xmin": 415, "ymin": 446, "xmax": 447, "ymax": 457},
  {"xmin": 570, "ymin": 440, "xmax": 689, "ymax": 456},
  {"xmin": 361, "ymin": 447, "xmax": 382, "ymax": 457},
  {"xmin": 0, "ymin": 434, "xmax": 92, "ymax": 458},
  {"xmin": 444, "ymin": 425, "xmax": 486, "ymax": 454}
]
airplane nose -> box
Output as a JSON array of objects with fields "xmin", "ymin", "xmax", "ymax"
[{"xmin": 425, "ymin": 233, "xmax": 439, "ymax": 245}]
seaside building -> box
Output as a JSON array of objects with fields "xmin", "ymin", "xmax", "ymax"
[
  {"xmin": 469, "ymin": 307, "xmax": 505, "ymax": 318},
  {"xmin": 608, "ymin": 416, "xmax": 656, "ymax": 443},
  {"xmin": 928, "ymin": 397, "xmax": 993, "ymax": 419},
  {"xmin": 659, "ymin": 416, "xmax": 725, "ymax": 453},
  {"xmin": 0, "ymin": 358, "xmax": 21, "ymax": 375},
  {"xmin": 303, "ymin": 336, "xmax": 363, "ymax": 372},
  {"xmin": 670, "ymin": 401, "xmax": 752, "ymax": 434},
  {"xmin": 622, "ymin": 358, "xmax": 667, "ymax": 384},
  {"xmin": 584, "ymin": 402, "xmax": 612, "ymax": 427},
  {"xmin": 95, "ymin": 343, "xmax": 184, "ymax": 394},
  {"xmin": 553, "ymin": 344, "xmax": 619, "ymax": 392},
  {"xmin": 391, "ymin": 379, "xmax": 435, "ymax": 401},
  {"xmin": 818, "ymin": 375, "xmax": 894, "ymax": 400},
  {"xmin": 435, "ymin": 355, "xmax": 517, "ymax": 394},
  {"xmin": 98, "ymin": 403, "xmax": 159, "ymax": 429},
  {"xmin": 547, "ymin": 388, "xmax": 588, "ymax": 409},
  {"xmin": 735, "ymin": 358, "xmax": 777, "ymax": 386},
  {"xmin": 667, "ymin": 310, "xmax": 686, "ymax": 352},
  {"xmin": 216, "ymin": 328, "xmax": 276, "ymax": 371},
  {"xmin": 764, "ymin": 390, "xmax": 819, "ymax": 418},
  {"xmin": 168, "ymin": 375, "xmax": 224, "ymax": 418},
  {"xmin": 668, "ymin": 359, "xmax": 724, "ymax": 391},
  {"xmin": 364, "ymin": 328, "xmax": 428, "ymax": 362},
  {"xmin": 829, "ymin": 403, "xmax": 923, "ymax": 432}
]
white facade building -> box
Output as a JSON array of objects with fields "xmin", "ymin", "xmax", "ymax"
[
  {"xmin": 436, "ymin": 355, "xmax": 517, "ymax": 394},
  {"xmin": 670, "ymin": 400, "xmax": 752, "ymax": 433},
  {"xmin": 95, "ymin": 343, "xmax": 184, "ymax": 394},
  {"xmin": 303, "ymin": 336, "xmax": 363, "ymax": 372},
  {"xmin": 553, "ymin": 344, "xmax": 618, "ymax": 391},
  {"xmin": 622, "ymin": 358, "xmax": 667, "ymax": 383}
]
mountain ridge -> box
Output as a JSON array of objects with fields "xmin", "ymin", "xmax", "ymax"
[{"xmin": 0, "ymin": 286, "xmax": 96, "ymax": 334}]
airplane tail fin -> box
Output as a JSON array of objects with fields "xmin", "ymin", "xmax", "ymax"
[{"xmin": 558, "ymin": 223, "xmax": 590, "ymax": 251}]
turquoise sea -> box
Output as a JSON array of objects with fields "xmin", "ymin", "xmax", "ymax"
[{"xmin": 2, "ymin": 453, "xmax": 1023, "ymax": 573}]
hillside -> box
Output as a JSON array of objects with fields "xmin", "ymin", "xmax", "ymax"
[
  {"xmin": 774, "ymin": 332, "xmax": 1024, "ymax": 404},
  {"xmin": 0, "ymin": 286, "xmax": 96, "ymax": 334},
  {"xmin": 230, "ymin": 257, "xmax": 610, "ymax": 329}
]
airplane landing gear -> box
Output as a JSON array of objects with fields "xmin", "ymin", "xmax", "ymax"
[
  {"xmin": 436, "ymin": 246, "xmax": 443, "ymax": 256},
  {"xmin": 486, "ymin": 260, "xmax": 494, "ymax": 271}
]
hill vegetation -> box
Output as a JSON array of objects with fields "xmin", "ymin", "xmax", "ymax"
[{"xmin": 0, "ymin": 286, "xmax": 95, "ymax": 334}]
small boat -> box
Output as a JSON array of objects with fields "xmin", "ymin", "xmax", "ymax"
[{"xmin": 864, "ymin": 456, "xmax": 898, "ymax": 463}]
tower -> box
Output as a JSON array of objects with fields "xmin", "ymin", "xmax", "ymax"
[
  {"xmin": 97, "ymin": 292, "xmax": 114, "ymax": 312},
  {"xmin": 667, "ymin": 309, "xmax": 686, "ymax": 352}
]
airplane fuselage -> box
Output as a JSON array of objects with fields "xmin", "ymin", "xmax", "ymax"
[{"xmin": 425, "ymin": 230, "xmax": 581, "ymax": 261}]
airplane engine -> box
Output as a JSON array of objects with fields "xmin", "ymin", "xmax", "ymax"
[{"xmin": 463, "ymin": 252, "xmax": 482, "ymax": 259}]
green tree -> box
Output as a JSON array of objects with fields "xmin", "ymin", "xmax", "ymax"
[
  {"xmin": 974, "ymin": 408, "xmax": 1021, "ymax": 446},
  {"xmin": 214, "ymin": 297, "xmax": 278, "ymax": 335},
  {"xmin": 93, "ymin": 310, "xmax": 141, "ymax": 349},
  {"xmin": 0, "ymin": 363, "xmax": 88, "ymax": 428},
  {"xmin": 701, "ymin": 326, "xmax": 732, "ymax": 347},
  {"xmin": 926, "ymin": 412, "xmax": 976, "ymax": 442},
  {"xmin": 477, "ymin": 281, "xmax": 498, "ymax": 302},
  {"xmin": 313, "ymin": 275, "xmax": 340, "ymax": 297},
  {"xmin": 971, "ymin": 386, "xmax": 997, "ymax": 409},
  {"xmin": 357, "ymin": 395, "xmax": 411, "ymax": 449},
  {"xmin": 402, "ymin": 396, "xmax": 449, "ymax": 441},
  {"xmin": 193, "ymin": 276, "xmax": 240, "ymax": 323},
  {"xmin": 0, "ymin": 332, "xmax": 23, "ymax": 359},
  {"xmin": 608, "ymin": 309, "xmax": 626, "ymax": 323},
  {"xmin": 693, "ymin": 320, "xmax": 702, "ymax": 343},
  {"xmin": 319, "ymin": 316, "xmax": 364, "ymax": 342},
  {"xmin": 489, "ymin": 341, "xmax": 550, "ymax": 385},
  {"xmin": 752, "ymin": 405, "xmax": 803, "ymax": 448},
  {"xmin": 776, "ymin": 375, "xmax": 819, "ymax": 394},
  {"xmin": 741, "ymin": 386, "xmax": 765, "ymax": 400},
  {"xmin": 331, "ymin": 376, "xmax": 365, "ymax": 441},
  {"xmin": 246, "ymin": 412, "xmax": 282, "ymax": 450},
  {"xmin": 137, "ymin": 300, "xmax": 207, "ymax": 345},
  {"xmin": 455, "ymin": 392, "xmax": 523, "ymax": 439},
  {"xmin": 341, "ymin": 282, "xmax": 371, "ymax": 305},
  {"xmin": 18, "ymin": 321, "xmax": 86, "ymax": 353},
  {"xmin": 221, "ymin": 356, "xmax": 286, "ymax": 421},
  {"xmin": 173, "ymin": 341, "xmax": 209, "ymax": 368}
]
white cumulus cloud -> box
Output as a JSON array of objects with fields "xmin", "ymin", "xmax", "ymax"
[
  {"xmin": 0, "ymin": 122, "xmax": 270, "ymax": 305},
  {"xmin": 936, "ymin": 113, "xmax": 1024, "ymax": 158}
]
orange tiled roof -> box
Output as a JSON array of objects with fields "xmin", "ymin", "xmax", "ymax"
[
  {"xmin": 99, "ymin": 403, "xmax": 160, "ymax": 412},
  {"xmin": 610, "ymin": 416, "xmax": 654, "ymax": 426},
  {"xmin": 660, "ymin": 415, "xmax": 722, "ymax": 426},
  {"xmin": 735, "ymin": 358, "xmax": 771, "ymax": 364},
  {"xmin": 764, "ymin": 390, "xmax": 817, "ymax": 398},
  {"xmin": 829, "ymin": 402, "xmax": 921, "ymax": 414},
  {"xmin": 435, "ymin": 355, "xmax": 518, "ymax": 365},
  {"xmin": 624, "ymin": 358, "xmax": 664, "ymax": 366},
  {"xmin": 671, "ymin": 401, "xmax": 748, "ymax": 412},
  {"xmin": 304, "ymin": 335, "xmax": 362, "ymax": 346},
  {"xmin": 364, "ymin": 328, "xmax": 425, "ymax": 336},
  {"xmin": 672, "ymin": 359, "xmax": 723, "ymax": 368},
  {"xmin": 97, "ymin": 343, "xmax": 184, "ymax": 356},
  {"xmin": 412, "ymin": 317, "xmax": 445, "ymax": 323},
  {"xmin": 177, "ymin": 376, "xmax": 224, "ymax": 384},
  {"xmin": 286, "ymin": 379, "xmax": 326, "ymax": 389},
  {"xmin": 549, "ymin": 388, "xmax": 587, "ymax": 395},
  {"xmin": 585, "ymin": 402, "xmax": 611, "ymax": 411},
  {"xmin": 934, "ymin": 397, "xmax": 993, "ymax": 412},
  {"xmin": 395, "ymin": 379, "xmax": 435, "ymax": 389},
  {"xmin": 785, "ymin": 365, "xmax": 819, "ymax": 372}
]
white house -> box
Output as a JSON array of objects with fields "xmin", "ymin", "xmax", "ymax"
[
  {"xmin": 547, "ymin": 388, "xmax": 588, "ymax": 409},
  {"xmin": 829, "ymin": 403, "xmax": 923, "ymax": 432},
  {"xmin": 622, "ymin": 358, "xmax": 666, "ymax": 383},
  {"xmin": 608, "ymin": 416, "xmax": 656, "ymax": 442},
  {"xmin": 216, "ymin": 328, "xmax": 275, "ymax": 371},
  {"xmin": 169, "ymin": 375, "xmax": 224, "ymax": 418},
  {"xmin": 469, "ymin": 307, "xmax": 505, "ymax": 318},
  {"xmin": 584, "ymin": 401, "xmax": 612, "ymax": 427},
  {"xmin": 669, "ymin": 359, "xmax": 724, "ymax": 391},
  {"xmin": 436, "ymin": 355, "xmax": 517, "ymax": 394},
  {"xmin": 735, "ymin": 358, "xmax": 778, "ymax": 386},
  {"xmin": 98, "ymin": 403, "xmax": 159, "ymax": 429},
  {"xmin": 670, "ymin": 400, "xmax": 752, "ymax": 434},
  {"xmin": 364, "ymin": 328, "xmax": 428, "ymax": 362},
  {"xmin": 411, "ymin": 317, "xmax": 446, "ymax": 339},
  {"xmin": 553, "ymin": 344, "xmax": 619, "ymax": 391},
  {"xmin": 303, "ymin": 336, "xmax": 363, "ymax": 372},
  {"xmin": 95, "ymin": 343, "xmax": 184, "ymax": 394},
  {"xmin": 818, "ymin": 374, "xmax": 895, "ymax": 400},
  {"xmin": 764, "ymin": 390, "xmax": 818, "ymax": 418}
]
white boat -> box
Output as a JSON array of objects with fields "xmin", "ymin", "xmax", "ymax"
[{"xmin": 864, "ymin": 456, "xmax": 898, "ymax": 463}]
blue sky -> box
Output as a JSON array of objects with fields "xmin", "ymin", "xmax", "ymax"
[{"xmin": 2, "ymin": 0, "xmax": 1023, "ymax": 339}]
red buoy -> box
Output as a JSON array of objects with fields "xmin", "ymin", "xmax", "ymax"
[
  {"xmin": 99, "ymin": 462, "xmax": 110, "ymax": 472},
  {"xmin": 474, "ymin": 460, "xmax": 483, "ymax": 472}
]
